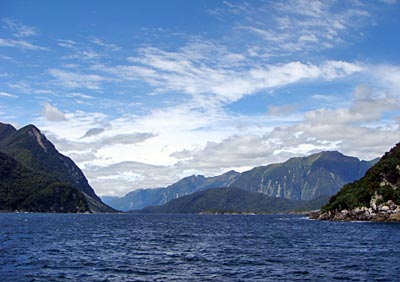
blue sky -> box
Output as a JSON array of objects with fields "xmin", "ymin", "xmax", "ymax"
[{"xmin": 1, "ymin": 0, "xmax": 400, "ymax": 196}]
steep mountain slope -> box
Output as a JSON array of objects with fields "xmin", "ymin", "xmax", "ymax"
[
  {"xmin": 0, "ymin": 151, "xmax": 89, "ymax": 212},
  {"xmin": 231, "ymin": 151, "xmax": 377, "ymax": 201},
  {"xmin": 0, "ymin": 123, "xmax": 115, "ymax": 213},
  {"xmin": 105, "ymin": 171, "xmax": 240, "ymax": 211},
  {"xmin": 135, "ymin": 187, "xmax": 329, "ymax": 214},
  {"xmin": 315, "ymin": 142, "xmax": 400, "ymax": 221}
]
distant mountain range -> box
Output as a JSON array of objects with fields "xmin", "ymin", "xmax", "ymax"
[
  {"xmin": 104, "ymin": 151, "xmax": 377, "ymax": 211},
  {"xmin": 314, "ymin": 142, "xmax": 400, "ymax": 222},
  {"xmin": 0, "ymin": 122, "xmax": 115, "ymax": 213},
  {"xmin": 133, "ymin": 187, "xmax": 330, "ymax": 214},
  {"xmin": 103, "ymin": 170, "xmax": 239, "ymax": 211}
]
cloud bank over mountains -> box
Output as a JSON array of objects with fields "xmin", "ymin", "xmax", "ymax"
[{"xmin": 1, "ymin": 1, "xmax": 400, "ymax": 196}]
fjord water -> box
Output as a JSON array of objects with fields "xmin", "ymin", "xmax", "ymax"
[{"xmin": 1, "ymin": 214, "xmax": 400, "ymax": 281}]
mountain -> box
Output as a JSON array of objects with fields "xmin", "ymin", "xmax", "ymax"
[
  {"xmin": 313, "ymin": 142, "xmax": 400, "ymax": 222},
  {"xmin": 134, "ymin": 187, "xmax": 330, "ymax": 214},
  {"xmin": 231, "ymin": 151, "xmax": 377, "ymax": 201},
  {"xmin": 0, "ymin": 122, "xmax": 115, "ymax": 213},
  {"xmin": 0, "ymin": 151, "xmax": 89, "ymax": 212},
  {"xmin": 104, "ymin": 170, "xmax": 240, "ymax": 211},
  {"xmin": 106, "ymin": 151, "xmax": 376, "ymax": 211}
]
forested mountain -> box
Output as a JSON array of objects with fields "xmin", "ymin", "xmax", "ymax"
[
  {"xmin": 0, "ymin": 122, "xmax": 115, "ymax": 213},
  {"xmin": 314, "ymin": 142, "xmax": 400, "ymax": 222}
]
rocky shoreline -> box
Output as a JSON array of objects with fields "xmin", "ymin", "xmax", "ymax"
[{"xmin": 309, "ymin": 199, "xmax": 400, "ymax": 222}]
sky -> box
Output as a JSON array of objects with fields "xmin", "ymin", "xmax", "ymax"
[{"xmin": 1, "ymin": 0, "xmax": 400, "ymax": 197}]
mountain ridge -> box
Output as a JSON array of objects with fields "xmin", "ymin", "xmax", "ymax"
[
  {"xmin": 0, "ymin": 122, "xmax": 115, "ymax": 213},
  {"xmin": 133, "ymin": 187, "xmax": 330, "ymax": 214},
  {"xmin": 104, "ymin": 170, "xmax": 240, "ymax": 211},
  {"xmin": 105, "ymin": 151, "xmax": 377, "ymax": 211}
]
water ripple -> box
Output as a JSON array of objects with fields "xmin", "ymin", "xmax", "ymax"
[{"xmin": 1, "ymin": 214, "xmax": 400, "ymax": 281}]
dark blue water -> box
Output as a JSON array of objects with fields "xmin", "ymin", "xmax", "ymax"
[{"xmin": 1, "ymin": 214, "xmax": 400, "ymax": 281}]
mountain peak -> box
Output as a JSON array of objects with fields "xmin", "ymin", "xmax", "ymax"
[
  {"xmin": 20, "ymin": 124, "xmax": 41, "ymax": 134},
  {"xmin": 222, "ymin": 170, "xmax": 240, "ymax": 176},
  {"xmin": 12, "ymin": 124, "xmax": 52, "ymax": 152},
  {"xmin": 0, "ymin": 122, "xmax": 17, "ymax": 142}
]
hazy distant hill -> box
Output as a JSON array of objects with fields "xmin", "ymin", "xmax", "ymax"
[
  {"xmin": 231, "ymin": 151, "xmax": 377, "ymax": 201},
  {"xmin": 134, "ymin": 187, "xmax": 330, "ymax": 214},
  {"xmin": 0, "ymin": 122, "xmax": 115, "ymax": 213},
  {"xmin": 103, "ymin": 171, "xmax": 240, "ymax": 211},
  {"xmin": 315, "ymin": 142, "xmax": 400, "ymax": 221}
]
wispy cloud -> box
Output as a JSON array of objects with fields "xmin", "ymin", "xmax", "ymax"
[
  {"xmin": 0, "ymin": 37, "xmax": 48, "ymax": 51},
  {"xmin": 0, "ymin": 91, "xmax": 18, "ymax": 98},
  {"xmin": 224, "ymin": 0, "xmax": 372, "ymax": 56},
  {"xmin": 69, "ymin": 92, "xmax": 95, "ymax": 100},
  {"xmin": 2, "ymin": 18, "xmax": 38, "ymax": 38},
  {"xmin": 57, "ymin": 39, "xmax": 77, "ymax": 49},
  {"xmin": 7, "ymin": 81, "xmax": 33, "ymax": 94},
  {"xmin": 0, "ymin": 18, "xmax": 47, "ymax": 51},
  {"xmin": 49, "ymin": 69, "xmax": 107, "ymax": 90},
  {"xmin": 91, "ymin": 38, "xmax": 120, "ymax": 51},
  {"xmin": 97, "ymin": 44, "xmax": 363, "ymax": 106}
]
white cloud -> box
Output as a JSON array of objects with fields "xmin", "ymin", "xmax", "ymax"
[
  {"xmin": 32, "ymin": 78, "xmax": 400, "ymax": 197},
  {"xmin": 42, "ymin": 102, "xmax": 67, "ymax": 121},
  {"xmin": 85, "ymin": 161, "xmax": 180, "ymax": 196},
  {"xmin": 69, "ymin": 92, "xmax": 95, "ymax": 99},
  {"xmin": 371, "ymin": 65, "xmax": 400, "ymax": 91},
  {"xmin": 0, "ymin": 91, "xmax": 18, "ymax": 98}
]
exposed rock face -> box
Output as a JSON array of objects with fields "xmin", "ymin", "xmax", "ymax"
[
  {"xmin": 313, "ymin": 142, "xmax": 400, "ymax": 222},
  {"xmin": 231, "ymin": 151, "xmax": 376, "ymax": 201}
]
